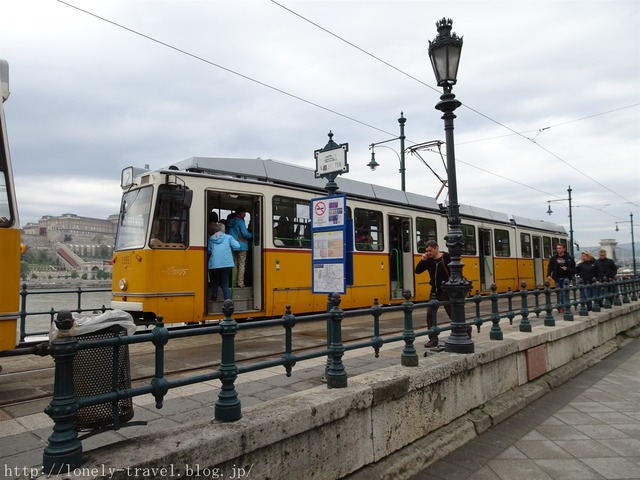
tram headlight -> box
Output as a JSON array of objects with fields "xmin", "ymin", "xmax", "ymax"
[{"xmin": 118, "ymin": 278, "xmax": 128, "ymax": 291}]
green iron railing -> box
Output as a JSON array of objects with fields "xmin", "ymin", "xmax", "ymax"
[{"xmin": 42, "ymin": 277, "xmax": 640, "ymax": 472}]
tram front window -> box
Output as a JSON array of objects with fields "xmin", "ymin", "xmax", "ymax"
[{"xmin": 115, "ymin": 186, "xmax": 153, "ymax": 250}]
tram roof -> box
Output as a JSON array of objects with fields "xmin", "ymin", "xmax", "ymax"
[
  {"xmin": 162, "ymin": 157, "xmax": 560, "ymax": 230},
  {"xmin": 171, "ymin": 156, "xmax": 442, "ymax": 211},
  {"xmin": 511, "ymin": 215, "xmax": 567, "ymax": 234}
]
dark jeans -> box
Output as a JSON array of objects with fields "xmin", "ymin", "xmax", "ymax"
[
  {"xmin": 555, "ymin": 277, "xmax": 570, "ymax": 309},
  {"xmin": 426, "ymin": 291, "xmax": 452, "ymax": 339},
  {"xmin": 209, "ymin": 267, "xmax": 232, "ymax": 300}
]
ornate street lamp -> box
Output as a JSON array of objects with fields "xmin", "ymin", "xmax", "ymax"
[
  {"xmin": 615, "ymin": 212, "xmax": 637, "ymax": 277},
  {"xmin": 367, "ymin": 112, "xmax": 407, "ymax": 191},
  {"xmin": 428, "ymin": 18, "xmax": 473, "ymax": 354},
  {"xmin": 546, "ymin": 186, "xmax": 575, "ymax": 256}
]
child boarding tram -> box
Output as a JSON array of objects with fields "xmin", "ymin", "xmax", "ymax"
[{"xmin": 111, "ymin": 157, "xmax": 568, "ymax": 325}]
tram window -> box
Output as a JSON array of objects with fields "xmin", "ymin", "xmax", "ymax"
[
  {"xmin": 273, "ymin": 196, "xmax": 311, "ymax": 248},
  {"xmin": 354, "ymin": 208, "xmax": 383, "ymax": 251},
  {"xmin": 494, "ymin": 229, "xmax": 511, "ymax": 257},
  {"xmin": 115, "ymin": 186, "xmax": 153, "ymax": 250},
  {"xmin": 520, "ymin": 233, "xmax": 532, "ymax": 258},
  {"xmin": 150, "ymin": 185, "xmax": 189, "ymax": 248},
  {"xmin": 460, "ymin": 223, "xmax": 477, "ymax": 255},
  {"xmin": 543, "ymin": 236, "xmax": 552, "ymax": 258},
  {"xmin": 416, "ymin": 217, "xmax": 437, "ymax": 253},
  {"xmin": 0, "ymin": 173, "xmax": 10, "ymax": 226}
]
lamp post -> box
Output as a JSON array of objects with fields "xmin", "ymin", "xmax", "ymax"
[
  {"xmin": 367, "ymin": 112, "xmax": 407, "ymax": 191},
  {"xmin": 428, "ymin": 18, "xmax": 473, "ymax": 354},
  {"xmin": 615, "ymin": 212, "xmax": 637, "ymax": 277},
  {"xmin": 546, "ymin": 186, "xmax": 574, "ymax": 256}
]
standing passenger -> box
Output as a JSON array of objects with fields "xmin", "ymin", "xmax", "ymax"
[
  {"xmin": 595, "ymin": 249, "xmax": 618, "ymax": 306},
  {"xmin": 415, "ymin": 240, "xmax": 452, "ymax": 348},
  {"xmin": 227, "ymin": 207, "xmax": 253, "ymax": 288},
  {"xmin": 546, "ymin": 243, "xmax": 576, "ymax": 312},
  {"xmin": 575, "ymin": 250, "xmax": 597, "ymax": 310},
  {"xmin": 208, "ymin": 223, "xmax": 240, "ymax": 301}
]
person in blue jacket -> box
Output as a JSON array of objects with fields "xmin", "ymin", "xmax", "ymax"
[
  {"xmin": 208, "ymin": 222, "xmax": 240, "ymax": 301},
  {"xmin": 226, "ymin": 207, "xmax": 253, "ymax": 288}
]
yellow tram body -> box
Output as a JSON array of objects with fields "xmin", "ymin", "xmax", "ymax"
[
  {"xmin": 111, "ymin": 158, "xmax": 568, "ymax": 324},
  {"xmin": 0, "ymin": 59, "xmax": 21, "ymax": 352}
]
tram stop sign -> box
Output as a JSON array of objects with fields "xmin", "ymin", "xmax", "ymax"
[{"xmin": 314, "ymin": 143, "xmax": 349, "ymax": 179}]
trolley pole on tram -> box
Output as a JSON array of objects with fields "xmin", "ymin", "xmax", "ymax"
[{"xmin": 428, "ymin": 18, "xmax": 474, "ymax": 354}]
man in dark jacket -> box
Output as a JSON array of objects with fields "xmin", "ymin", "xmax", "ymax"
[
  {"xmin": 546, "ymin": 243, "xmax": 576, "ymax": 312},
  {"xmin": 415, "ymin": 240, "xmax": 452, "ymax": 348},
  {"xmin": 595, "ymin": 249, "xmax": 618, "ymax": 306}
]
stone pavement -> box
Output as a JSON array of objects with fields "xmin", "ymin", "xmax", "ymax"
[{"xmin": 409, "ymin": 336, "xmax": 640, "ymax": 480}]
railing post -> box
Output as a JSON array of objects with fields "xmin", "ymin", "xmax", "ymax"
[
  {"xmin": 326, "ymin": 293, "xmax": 347, "ymax": 389},
  {"xmin": 622, "ymin": 279, "xmax": 630, "ymax": 304},
  {"xmin": 519, "ymin": 281, "xmax": 531, "ymax": 332},
  {"xmin": 563, "ymin": 282, "xmax": 574, "ymax": 321},
  {"xmin": 489, "ymin": 284, "xmax": 502, "ymax": 340},
  {"xmin": 281, "ymin": 305, "xmax": 297, "ymax": 376},
  {"xmin": 505, "ymin": 287, "xmax": 515, "ymax": 325},
  {"xmin": 613, "ymin": 280, "xmax": 622, "ymax": 306},
  {"xmin": 151, "ymin": 319, "xmax": 169, "ymax": 409},
  {"xmin": 578, "ymin": 279, "xmax": 589, "ymax": 317},
  {"xmin": 370, "ymin": 298, "xmax": 383, "ymax": 358},
  {"xmin": 631, "ymin": 277, "xmax": 638, "ymax": 302},
  {"xmin": 543, "ymin": 281, "xmax": 555, "ymax": 327},
  {"xmin": 19, "ymin": 283, "xmax": 28, "ymax": 343},
  {"xmin": 603, "ymin": 280, "xmax": 612, "ymax": 309},
  {"xmin": 401, "ymin": 290, "xmax": 418, "ymax": 367},
  {"xmin": 215, "ymin": 300, "xmax": 241, "ymax": 421},
  {"xmin": 532, "ymin": 286, "xmax": 542, "ymax": 318},
  {"xmin": 43, "ymin": 310, "xmax": 82, "ymax": 473}
]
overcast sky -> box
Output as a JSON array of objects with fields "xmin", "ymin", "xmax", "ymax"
[{"xmin": 2, "ymin": 0, "xmax": 639, "ymax": 248}]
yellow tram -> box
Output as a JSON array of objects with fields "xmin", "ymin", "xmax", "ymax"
[
  {"xmin": 111, "ymin": 157, "xmax": 568, "ymax": 324},
  {"xmin": 0, "ymin": 59, "xmax": 21, "ymax": 353}
]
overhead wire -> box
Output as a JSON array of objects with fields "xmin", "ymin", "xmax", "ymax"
[
  {"xmin": 268, "ymin": 0, "xmax": 639, "ymax": 209},
  {"xmin": 57, "ymin": 0, "xmax": 639, "ymax": 216}
]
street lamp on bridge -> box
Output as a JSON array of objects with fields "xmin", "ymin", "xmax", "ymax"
[
  {"xmin": 546, "ymin": 186, "xmax": 575, "ymax": 256},
  {"xmin": 428, "ymin": 17, "xmax": 473, "ymax": 354},
  {"xmin": 367, "ymin": 113, "xmax": 407, "ymax": 191},
  {"xmin": 615, "ymin": 212, "xmax": 637, "ymax": 277}
]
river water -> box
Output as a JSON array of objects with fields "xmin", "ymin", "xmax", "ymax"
[{"xmin": 19, "ymin": 285, "xmax": 113, "ymax": 339}]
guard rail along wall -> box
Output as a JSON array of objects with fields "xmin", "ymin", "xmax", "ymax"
[{"xmin": 43, "ymin": 278, "xmax": 640, "ymax": 479}]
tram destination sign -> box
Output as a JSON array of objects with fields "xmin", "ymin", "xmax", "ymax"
[{"xmin": 314, "ymin": 143, "xmax": 349, "ymax": 179}]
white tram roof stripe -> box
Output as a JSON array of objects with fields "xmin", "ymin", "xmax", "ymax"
[{"xmin": 161, "ymin": 157, "xmax": 566, "ymax": 234}]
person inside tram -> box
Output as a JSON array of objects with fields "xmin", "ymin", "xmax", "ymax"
[
  {"xmin": 274, "ymin": 216, "xmax": 294, "ymax": 247},
  {"xmin": 169, "ymin": 218, "xmax": 183, "ymax": 243}
]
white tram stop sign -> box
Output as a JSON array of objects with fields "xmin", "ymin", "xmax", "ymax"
[{"xmin": 314, "ymin": 144, "xmax": 349, "ymax": 179}]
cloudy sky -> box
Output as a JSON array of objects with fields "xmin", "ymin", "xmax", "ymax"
[{"xmin": 2, "ymin": 0, "xmax": 639, "ymax": 248}]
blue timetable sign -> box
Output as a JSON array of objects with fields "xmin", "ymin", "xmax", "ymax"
[{"xmin": 311, "ymin": 194, "xmax": 346, "ymax": 294}]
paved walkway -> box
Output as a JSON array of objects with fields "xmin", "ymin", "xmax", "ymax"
[{"xmin": 410, "ymin": 336, "xmax": 640, "ymax": 480}]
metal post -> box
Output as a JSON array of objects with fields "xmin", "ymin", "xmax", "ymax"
[
  {"xmin": 400, "ymin": 290, "xmax": 418, "ymax": 366},
  {"xmin": 399, "ymin": 113, "xmax": 406, "ymax": 192},
  {"xmin": 568, "ymin": 186, "xmax": 574, "ymax": 256},
  {"xmin": 519, "ymin": 281, "xmax": 531, "ymax": 332},
  {"xmin": 215, "ymin": 300, "xmax": 241, "ymax": 421},
  {"xmin": 326, "ymin": 293, "xmax": 347, "ymax": 388},
  {"xmin": 43, "ymin": 310, "xmax": 82, "ymax": 473},
  {"xmin": 631, "ymin": 213, "xmax": 637, "ymax": 277},
  {"xmin": 436, "ymin": 88, "xmax": 474, "ymax": 353}
]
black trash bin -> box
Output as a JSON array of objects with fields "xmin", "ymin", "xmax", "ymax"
[{"xmin": 50, "ymin": 310, "xmax": 136, "ymax": 430}]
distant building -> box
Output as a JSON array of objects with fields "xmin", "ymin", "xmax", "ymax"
[
  {"xmin": 23, "ymin": 213, "xmax": 116, "ymax": 243},
  {"xmin": 599, "ymin": 239, "xmax": 618, "ymax": 262}
]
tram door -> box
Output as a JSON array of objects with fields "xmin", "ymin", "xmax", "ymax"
[
  {"xmin": 206, "ymin": 191, "xmax": 263, "ymax": 315},
  {"xmin": 388, "ymin": 216, "xmax": 414, "ymax": 300},
  {"xmin": 532, "ymin": 235, "xmax": 544, "ymax": 287},
  {"xmin": 479, "ymin": 228, "xmax": 494, "ymax": 291}
]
